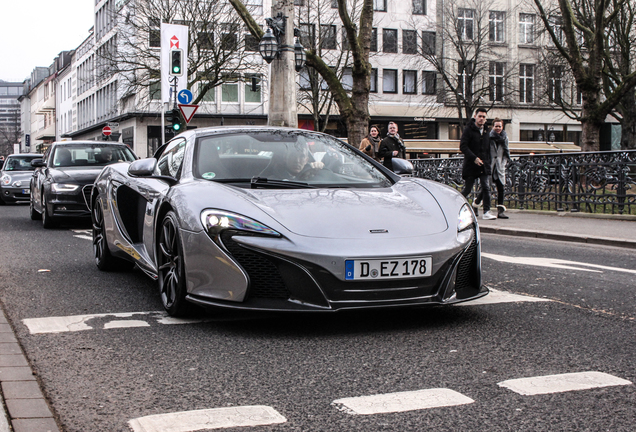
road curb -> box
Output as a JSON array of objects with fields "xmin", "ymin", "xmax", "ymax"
[{"xmin": 479, "ymin": 226, "xmax": 636, "ymax": 250}]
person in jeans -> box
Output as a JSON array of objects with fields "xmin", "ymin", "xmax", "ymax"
[{"xmin": 460, "ymin": 108, "xmax": 496, "ymax": 220}]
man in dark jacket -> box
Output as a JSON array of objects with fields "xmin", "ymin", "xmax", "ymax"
[
  {"xmin": 378, "ymin": 122, "xmax": 406, "ymax": 171},
  {"xmin": 460, "ymin": 108, "xmax": 496, "ymax": 220}
]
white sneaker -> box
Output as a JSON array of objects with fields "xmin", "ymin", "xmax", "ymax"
[{"xmin": 482, "ymin": 210, "xmax": 497, "ymax": 220}]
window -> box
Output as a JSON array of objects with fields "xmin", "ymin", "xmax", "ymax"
[
  {"xmin": 294, "ymin": 0, "xmax": 304, "ymax": 6},
  {"xmin": 403, "ymin": 70, "xmax": 417, "ymax": 94},
  {"xmin": 149, "ymin": 18, "xmax": 161, "ymax": 48},
  {"xmin": 383, "ymin": 69, "xmax": 398, "ymax": 93},
  {"xmin": 548, "ymin": 66, "xmax": 562, "ymax": 104},
  {"xmin": 458, "ymin": 61, "xmax": 473, "ymax": 96},
  {"xmin": 458, "ymin": 9, "xmax": 475, "ymax": 41},
  {"xmin": 370, "ymin": 28, "xmax": 378, "ymax": 52},
  {"xmin": 421, "ymin": 31, "xmax": 435, "ymax": 55},
  {"xmin": 549, "ymin": 15, "xmax": 564, "ymax": 45},
  {"xmin": 199, "ymin": 83, "xmax": 215, "ymax": 102},
  {"xmin": 413, "ymin": 0, "xmax": 426, "ymax": 15},
  {"xmin": 403, "ymin": 30, "xmax": 418, "ymax": 54},
  {"xmin": 519, "ymin": 13, "xmax": 535, "ymax": 44},
  {"xmin": 422, "ymin": 71, "xmax": 436, "ymax": 95},
  {"xmin": 299, "ymin": 23, "xmax": 315, "ymax": 48},
  {"xmin": 149, "ymin": 70, "xmax": 161, "ymax": 100},
  {"xmin": 370, "ymin": 68, "xmax": 378, "ymax": 93},
  {"xmin": 222, "ymin": 76, "xmax": 239, "ymax": 102},
  {"xmin": 342, "ymin": 68, "xmax": 353, "ymax": 91},
  {"xmin": 489, "ymin": 11, "xmax": 505, "ymax": 42},
  {"xmin": 221, "ymin": 24, "xmax": 239, "ymax": 51},
  {"xmin": 374, "ymin": 0, "xmax": 386, "ymax": 12},
  {"xmin": 576, "ymin": 86, "xmax": 583, "ymax": 105},
  {"xmin": 198, "ymin": 23, "xmax": 214, "ymax": 50},
  {"xmin": 489, "ymin": 62, "xmax": 504, "ymax": 101},
  {"xmin": 157, "ymin": 138, "xmax": 187, "ymax": 178},
  {"xmin": 519, "ymin": 64, "xmax": 534, "ymax": 103},
  {"xmin": 342, "ymin": 28, "xmax": 350, "ymax": 50},
  {"xmin": 320, "ymin": 25, "xmax": 337, "ymax": 50},
  {"xmin": 331, "ymin": 0, "xmax": 338, "ymax": 8},
  {"xmin": 245, "ymin": 33, "xmax": 259, "ymax": 52},
  {"xmin": 244, "ymin": 75, "xmax": 261, "ymax": 103},
  {"xmin": 383, "ymin": 29, "xmax": 398, "ymax": 53}
]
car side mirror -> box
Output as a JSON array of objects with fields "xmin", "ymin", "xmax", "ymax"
[
  {"xmin": 31, "ymin": 158, "xmax": 45, "ymax": 167},
  {"xmin": 391, "ymin": 158, "xmax": 414, "ymax": 176},
  {"xmin": 128, "ymin": 158, "xmax": 156, "ymax": 177}
]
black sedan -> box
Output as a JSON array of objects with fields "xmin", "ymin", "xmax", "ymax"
[{"xmin": 30, "ymin": 141, "xmax": 137, "ymax": 228}]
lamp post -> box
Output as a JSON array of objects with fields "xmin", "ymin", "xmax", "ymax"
[
  {"xmin": 257, "ymin": 1, "xmax": 306, "ymax": 128},
  {"xmin": 538, "ymin": 126, "xmax": 561, "ymax": 153}
]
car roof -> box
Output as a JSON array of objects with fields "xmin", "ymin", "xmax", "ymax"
[
  {"xmin": 189, "ymin": 126, "xmax": 327, "ymax": 139},
  {"xmin": 5, "ymin": 153, "xmax": 41, "ymax": 157},
  {"xmin": 50, "ymin": 141, "xmax": 129, "ymax": 146}
]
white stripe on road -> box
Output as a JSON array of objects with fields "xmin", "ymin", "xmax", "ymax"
[
  {"xmin": 22, "ymin": 311, "xmax": 206, "ymax": 334},
  {"xmin": 497, "ymin": 371, "xmax": 632, "ymax": 396},
  {"xmin": 73, "ymin": 235, "xmax": 93, "ymax": 240},
  {"xmin": 128, "ymin": 406, "xmax": 286, "ymax": 432},
  {"xmin": 332, "ymin": 389, "xmax": 474, "ymax": 415},
  {"xmin": 482, "ymin": 253, "xmax": 636, "ymax": 274},
  {"xmin": 456, "ymin": 288, "xmax": 551, "ymax": 306}
]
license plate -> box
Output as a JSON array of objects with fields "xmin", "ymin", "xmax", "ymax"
[
  {"xmin": 22, "ymin": 189, "xmax": 30, "ymax": 194},
  {"xmin": 345, "ymin": 257, "xmax": 432, "ymax": 280}
]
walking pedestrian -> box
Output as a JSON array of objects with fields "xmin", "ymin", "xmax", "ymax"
[
  {"xmin": 359, "ymin": 125, "xmax": 382, "ymax": 162},
  {"xmin": 378, "ymin": 122, "xmax": 406, "ymax": 171},
  {"xmin": 460, "ymin": 108, "xmax": 496, "ymax": 220}
]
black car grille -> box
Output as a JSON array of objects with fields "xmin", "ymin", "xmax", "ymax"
[
  {"xmin": 455, "ymin": 229, "xmax": 478, "ymax": 291},
  {"xmin": 219, "ymin": 232, "xmax": 290, "ymax": 299},
  {"xmin": 82, "ymin": 185, "xmax": 93, "ymax": 210}
]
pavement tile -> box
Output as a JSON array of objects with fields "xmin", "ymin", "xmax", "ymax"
[
  {"xmin": 0, "ymin": 314, "xmax": 7, "ymax": 324},
  {"xmin": 11, "ymin": 417, "xmax": 60, "ymax": 432},
  {"xmin": 0, "ymin": 367, "xmax": 35, "ymax": 381},
  {"xmin": 0, "ymin": 355, "xmax": 27, "ymax": 367},
  {"xmin": 0, "ymin": 333, "xmax": 17, "ymax": 343},
  {"xmin": 6, "ymin": 398, "xmax": 52, "ymax": 418},
  {"xmin": 0, "ymin": 324, "xmax": 11, "ymax": 333},
  {"xmin": 2, "ymin": 381, "xmax": 43, "ymax": 399},
  {"xmin": 0, "ymin": 343, "xmax": 22, "ymax": 355}
]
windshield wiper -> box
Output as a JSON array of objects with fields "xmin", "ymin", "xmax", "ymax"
[{"xmin": 250, "ymin": 176, "xmax": 315, "ymax": 189}]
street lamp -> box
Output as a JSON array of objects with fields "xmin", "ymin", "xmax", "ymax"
[
  {"xmin": 538, "ymin": 126, "xmax": 561, "ymax": 153},
  {"xmin": 258, "ymin": 12, "xmax": 306, "ymax": 71}
]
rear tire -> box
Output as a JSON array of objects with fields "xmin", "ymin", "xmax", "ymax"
[{"xmin": 157, "ymin": 211, "xmax": 192, "ymax": 317}]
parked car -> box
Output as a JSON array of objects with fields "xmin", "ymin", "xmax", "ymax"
[
  {"xmin": 0, "ymin": 154, "xmax": 42, "ymax": 204},
  {"xmin": 91, "ymin": 127, "xmax": 487, "ymax": 317},
  {"xmin": 30, "ymin": 141, "xmax": 137, "ymax": 228}
]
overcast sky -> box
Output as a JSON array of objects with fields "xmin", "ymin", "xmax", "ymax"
[{"xmin": 2, "ymin": 1, "xmax": 94, "ymax": 82}]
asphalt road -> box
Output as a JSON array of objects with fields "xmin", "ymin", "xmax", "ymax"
[{"xmin": 1, "ymin": 204, "xmax": 635, "ymax": 432}]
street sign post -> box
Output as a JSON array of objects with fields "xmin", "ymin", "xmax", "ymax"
[{"xmin": 102, "ymin": 126, "xmax": 112, "ymax": 136}]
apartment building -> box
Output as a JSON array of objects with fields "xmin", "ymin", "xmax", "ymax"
[{"xmin": 0, "ymin": 81, "xmax": 23, "ymax": 156}]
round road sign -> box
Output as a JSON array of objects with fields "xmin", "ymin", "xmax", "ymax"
[{"xmin": 102, "ymin": 126, "xmax": 112, "ymax": 136}]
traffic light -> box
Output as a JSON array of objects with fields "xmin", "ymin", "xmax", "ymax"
[
  {"xmin": 169, "ymin": 49, "xmax": 183, "ymax": 76},
  {"xmin": 166, "ymin": 108, "xmax": 184, "ymax": 132}
]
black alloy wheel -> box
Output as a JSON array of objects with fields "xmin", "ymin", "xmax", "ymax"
[
  {"xmin": 157, "ymin": 211, "xmax": 192, "ymax": 317},
  {"xmin": 41, "ymin": 194, "xmax": 56, "ymax": 228},
  {"xmin": 92, "ymin": 197, "xmax": 119, "ymax": 271}
]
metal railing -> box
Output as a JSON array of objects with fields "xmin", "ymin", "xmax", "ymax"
[{"xmin": 411, "ymin": 150, "xmax": 636, "ymax": 215}]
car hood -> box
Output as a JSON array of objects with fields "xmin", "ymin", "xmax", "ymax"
[
  {"xmin": 234, "ymin": 180, "xmax": 449, "ymax": 239},
  {"xmin": 49, "ymin": 167, "xmax": 102, "ymax": 184},
  {"xmin": 1, "ymin": 171, "xmax": 33, "ymax": 182}
]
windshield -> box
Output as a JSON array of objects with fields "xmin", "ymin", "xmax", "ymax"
[
  {"xmin": 3, "ymin": 156, "xmax": 40, "ymax": 172},
  {"xmin": 194, "ymin": 131, "xmax": 392, "ymax": 188},
  {"xmin": 52, "ymin": 144, "xmax": 136, "ymax": 168}
]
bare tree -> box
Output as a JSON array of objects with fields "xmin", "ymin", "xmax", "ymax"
[
  {"xmin": 230, "ymin": 0, "xmax": 375, "ymax": 146},
  {"xmin": 533, "ymin": 0, "xmax": 636, "ymax": 151},
  {"xmin": 418, "ymin": 0, "xmax": 520, "ymax": 129},
  {"xmin": 0, "ymin": 110, "xmax": 20, "ymax": 157},
  {"xmin": 98, "ymin": 0, "xmax": 264, "ymax": 109}
]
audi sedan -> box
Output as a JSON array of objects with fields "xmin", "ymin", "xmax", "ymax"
[
  {"xmin": 91, "ymin": 126, "xmax": 487, "ymax": 317},
  {"xmin": 0, "ymin": 154, "xmax": 41, "ymax": 204},
  {"xmin": 30, "ymin": 141, "xmax": 137, "ymax": 228}
]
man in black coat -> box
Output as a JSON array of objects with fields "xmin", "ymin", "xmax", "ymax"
[
  {"xmin": 460, "ymin": 108, "xmax": 496, "ymax": 220},
  {"xmin": 377, "ymin": 122, "xmax": 406, "ymax": 171}
]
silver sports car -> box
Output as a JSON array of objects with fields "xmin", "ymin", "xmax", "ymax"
[{"xmin": 91, "ymin": 127, "xmax": 487, "ymax": 316}]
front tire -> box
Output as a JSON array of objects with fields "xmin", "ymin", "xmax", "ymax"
[
  {"xmin": 157, "ymin": 211, "xmax": 192, "ymax": 317},
  {"xmin": 41, "ymin": 194, "xmax": 57, "ymax": 228},
  {"xmin": 92, "ymin": 197, "xmax": 120, "ymax": 271}
]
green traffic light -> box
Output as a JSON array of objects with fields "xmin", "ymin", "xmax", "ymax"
[
  {"xmin": 173, "ymin": 66, "xmax": 181, "ymax": 73},
  {"xmin": 173, "ymin": 123, "xmax": 181, "ymax": 131}
]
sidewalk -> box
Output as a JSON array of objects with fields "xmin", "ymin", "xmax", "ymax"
[
  {"xmin": 477, "ymin": 208, "xmax": 636, "ymax": 249},
  {"xmin": 0, "ymin": 209, "xmax": 634, "ymax": 432}
]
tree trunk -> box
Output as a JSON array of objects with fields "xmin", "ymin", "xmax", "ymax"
[
  {"xmin": 620, "ymin": 90, "xmax": 636, "ymax": 150},
  {"xmin": 580, "ymin": 120, "xmax": 602, "ymax": 152}
]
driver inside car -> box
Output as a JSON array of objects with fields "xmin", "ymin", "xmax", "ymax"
[{"xmin": 260, "ymin": 143, "xmax": 324, "ymax": 180}]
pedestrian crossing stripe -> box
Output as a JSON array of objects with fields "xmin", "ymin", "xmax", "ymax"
[{"xmin": 497, "ymin": 371, "xmax": 633, "ymax": 395}]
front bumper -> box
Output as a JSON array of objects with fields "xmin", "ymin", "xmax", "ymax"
[
  {"xmin": 1, "ymin": 186, "xmax": 31, "ymax": 203},
  {"xmin": 46, "ymin": 185, "xmax": 93, "ymax": 218}
]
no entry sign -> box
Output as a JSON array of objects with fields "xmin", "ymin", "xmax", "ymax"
[{"xmin": 102, "ymin": 126, "xmax": 112, "ymax": 136}]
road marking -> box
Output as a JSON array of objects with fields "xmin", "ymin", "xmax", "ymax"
[
  {"xmin": 128, "ymin": 406, "xmax": 286, "ymax": 432},
  {"xmin": 456, "ymin": 288, "xmax": 551, "ymax": 306},
  {"xmin": 22, "ymin": 311, "xmax": 206, "ymax": 334},
  {"xmin": 331, "ymin": 389, "xmax": 474, "ymax": 415},
  {"xmin": 482, "ymin": 253, "xmax": 636, "ymax": 274},
  {"xmin": 497, "ymin": 371, "xmax": 632, "ymax": 396},
  {"xmin": 71, "ymin": 229, "xmax": 92, "ymax": 241}
]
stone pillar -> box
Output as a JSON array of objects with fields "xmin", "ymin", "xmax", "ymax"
[{"xmin": 268, "ymin": 0, "xmax": 298, "ymax": 128}]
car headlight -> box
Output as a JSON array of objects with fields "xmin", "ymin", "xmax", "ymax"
[
  {"xmin": 458, "ymin": 203, "xmax": 475, "ymax": 232},
  {"xmin": 51, "ymin": 183, "xmax": 80, "ymax": 193},
  {"xmin": 1, "ymin": 175, "xmax": 10, "ymax": 186},
  {"xmin": 201, "ymin": 210, "xmax": 280, "ymax": 237}
]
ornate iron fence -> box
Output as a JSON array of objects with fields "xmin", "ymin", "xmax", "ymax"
[{"xmin": 411, "ymin": 150, "xmax": 636, "ymax": 215}]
